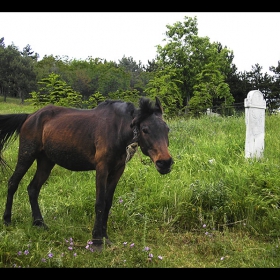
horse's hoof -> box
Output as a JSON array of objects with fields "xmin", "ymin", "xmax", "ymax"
[
  {"xmin": 33, "ymin": 219, "xmax": 48, "ymax": 229},
  {"xmin": 90, "ymin": 238, "xmax": 113, "ymax": 251},
  {"xmin": 3, "ymin": 220, "xmax": 11, "ymax": 226},
  {"xmin": 91, "ymin": 244, "xmax": 103, "ymax": 252},
  {"xmin": 105, "ymin": 239, "xmax": 113, "ymax": 246},
  {"xmin": 3, "ymin": 214, "xmax": 11, "ymax": 226}
]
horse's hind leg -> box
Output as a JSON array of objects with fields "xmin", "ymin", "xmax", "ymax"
[
  {"xmin": 27, "ymin": 154, "xmax": 55, "ymax": 228},
  {"xmin": 3, "ymin": 156, "xmax": 35, "ymax": 226}
]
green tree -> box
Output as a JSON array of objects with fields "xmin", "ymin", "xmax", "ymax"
[
  {"xmin": 86, "ymin": 91, "xmax": 106, "ymax": 108},
  {"xmin": 11, "ymin": 55, "xmax": 37, "ymax": 103},
  {"xmin": 69, "ymin": 57, "xmax": 132, "ymax": 99},
  {"xmin": 96, "ymin": 61, "xmax": 130, "ymax": 96},
  {"xmin": 28, "ymin": 73, "xmax": 83, "ymax": 108},
  {"xmin": 71, "ymin": 67, "xmax": 92, "ymax": 99},
  {"xmin": 0, "ymin": 44, "xmax": 19, "ymax": 99},
  {"xmin": 0, "ymin": 42, "xmax": 36, "ymax": 102},
  {"xmin": 34, "ymin": 55, "xmax": 70, "ymax": 82},
  {"xmin": 144, "ymin": 67, "xmax": 183, "ymax": 117},
  {"xmin": 268, "ymin": 61, "xmax": 280, "ymax": 113},
  {"xmin": 108, "ymin": 89, "xmax": 140, "ymax": 105},
  {"xmin": 0, "ymin": 37, "xmax": 5, "ymax": 48},
  {"xmin": 155, "ymin": 16, "xmax": 234, "ymax": 114},
  {"xmin": 225, "ymin": 64, "xmax": 250, "ymax": 107},
  {"xmin": 67, "ymin": 57, "xmax": 104, "ymax": 99},
  {"xmin": 21, "ymin": 44, "xmax": 39, "ymax": 61},
  {"xmin": 188, "ymin": 63, "xmax": 234, "ymax": 117},
  {"xmin": 118, "ymin": 56, "xmax": 149, "ymax": 94}
]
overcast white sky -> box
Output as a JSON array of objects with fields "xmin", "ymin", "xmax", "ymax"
[{"xmin": 1, "ymin": 12, "xmax": 279, "ymax": 74}]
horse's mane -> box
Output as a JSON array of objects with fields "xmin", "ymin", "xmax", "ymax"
[
  {"xmin": 98, "ymin": 99, "xmax": 136, "ymax": 117},
  {"xmin": 97, "ymin": 97, "xmax": 162, "ymax": 126}
]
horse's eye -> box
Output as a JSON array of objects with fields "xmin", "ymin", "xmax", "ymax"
[{"xmin": 142, "ymin": 128, "xmax": 149, "ymax": 134}]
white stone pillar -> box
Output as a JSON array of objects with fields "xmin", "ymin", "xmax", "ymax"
[{"xmin": 244, "ymin": 90, "xmax": 266, "ymax": 159}]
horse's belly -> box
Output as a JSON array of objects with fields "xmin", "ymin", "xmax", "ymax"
[
  {"xmin": 57, "ymin": 160, "xmax": 96, "ymax": 171},
  {"xmin": 45, "ymin": 148, "xmax": 96, "ymax": 171}
]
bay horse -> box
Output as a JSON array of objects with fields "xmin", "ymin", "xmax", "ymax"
[{"xmin": 0, "ymin": 97, "xmax": 173, "ymax": 251}]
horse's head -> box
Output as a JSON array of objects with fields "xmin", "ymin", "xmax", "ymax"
[{"xmin": 131, "ymin": 97, "xmax": 173, "ymax": 175}]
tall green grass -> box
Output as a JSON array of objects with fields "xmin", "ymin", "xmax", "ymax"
[{"xmin": 0, "ymin": 100, "xmax": 280, "ymax": 267}]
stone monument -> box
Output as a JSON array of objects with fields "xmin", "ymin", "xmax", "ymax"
[{"xmin": 244, "ymin": 90, "xmax": 266, "ymax": 159}]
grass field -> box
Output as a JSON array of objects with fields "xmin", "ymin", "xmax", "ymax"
[{"xmin": 0, "ymin": 98, "xmax": 280, "ymax": 268}]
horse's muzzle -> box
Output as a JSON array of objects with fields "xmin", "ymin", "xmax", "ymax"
[{"xmin": 155, "ymin": 158, "xmax": 174, "ymax": 174}]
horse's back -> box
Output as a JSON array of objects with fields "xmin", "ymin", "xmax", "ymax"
[
  {"xmin": 19, "ymin": 104, "xmax": 132, "ymax": 171},
  {"xmin": 24, "ymin": 105, "xmax": 97, "ymax": 132}
]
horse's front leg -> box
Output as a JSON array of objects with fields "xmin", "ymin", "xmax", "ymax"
[
  {"xmin": 101, "ymin": 165, "xmax": 126, "ymax": 244},
  {"xmin": 91, "ymin": 169, "xmax": 108, "ymax": 251},
  {"xmin": 91, "ymin": 164, "xmax": 125, "ymax": 251}
]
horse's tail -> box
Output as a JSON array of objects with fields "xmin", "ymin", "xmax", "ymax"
[{"xmin": 0, "ymin": 113, "xmax": 29, "ymax": 169}]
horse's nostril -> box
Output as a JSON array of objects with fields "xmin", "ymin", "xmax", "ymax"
[{"xmin": 156, "ymin": 158, "xmax": 173, "ymax": 169}]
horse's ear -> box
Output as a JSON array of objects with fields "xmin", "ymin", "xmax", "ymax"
[{"xmin": 155, "ymin": 97, "xmax": 163, "ymax": 114}]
